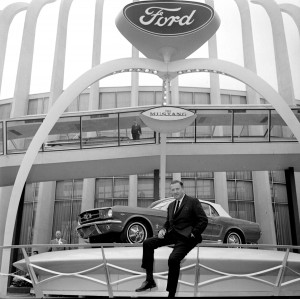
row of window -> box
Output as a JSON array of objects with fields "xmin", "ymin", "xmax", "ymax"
[{"xmin": 0, "ymin": 90, "xmax": 250, "ymax": 118}]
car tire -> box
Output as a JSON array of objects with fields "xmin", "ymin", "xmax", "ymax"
[
  {"xmin": 120, "ymin": 220, "xmax": 150, "ymax": 244},
  {"xmin": 224, "ymin": 230, "xmax": 244, "ymax": 244}
]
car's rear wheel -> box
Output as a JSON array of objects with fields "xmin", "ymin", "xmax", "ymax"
[
  {"xmin": 120, "ymin": 220, "xmax": 150, "ymax": 243},
  {"xmin": 225, "ymin": 230, "xmax": 244, "ymax": 244}
]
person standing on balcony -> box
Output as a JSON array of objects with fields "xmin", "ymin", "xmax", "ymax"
[
  {"xmin": 131, "ymin": 120, "xmax": 142, "ymax": 140},
  {"xmin": 135, "ymin": 180, "xmax": 208, "ymax": 297}
]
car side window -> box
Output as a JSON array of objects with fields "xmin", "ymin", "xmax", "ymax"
[
  {"xmin": 210, "ymin": 206, "xmax": 219, "ymax": 217},
  {"xmin": 201, "ymin": 203, "xmax": 211, "ymax": 216}
]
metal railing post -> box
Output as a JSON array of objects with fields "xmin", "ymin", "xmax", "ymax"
[
  {"xmin": 101, "ymin": 246, "xmax": 113, "ymax": 298},
  {"xmin": 21, "ymin": 248, "xmax": 43, "ymax": 298},
  {"xmin": 194, "ymin": 244, "xmax": 200, "ymax": 297},
  {"xmin": 273, "ymin": 248, "xmax": 290, "ymax": 296}
]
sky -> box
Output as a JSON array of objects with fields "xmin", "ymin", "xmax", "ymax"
[{"xmin": 0, "ymin": 0, "xmax": 299, "ymax": 101}]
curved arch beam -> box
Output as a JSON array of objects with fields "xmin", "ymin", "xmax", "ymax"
[
  {"xmin": 2, "ymin": 58, "xmax": 300, "ymax": 284},
  {"xmin": 49, "ymin": 0, "xmax": 74, "ymax": 107},
  {"xmin": 279, "ymin": 4, "xmax": 300, "ymax": 36},
  {"xmin": 0, "ymin": 2, "xmax": 29, "ymax": 97},
  {"xmin": 11, "ymin": 0, "xmax": 57, "ymax": 117},
  {"xmin": 251, "ymin": 0, "xmax": 294, "ymax": 104}
]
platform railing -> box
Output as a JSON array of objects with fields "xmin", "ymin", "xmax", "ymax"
[
  {"xmin": 1, "ymin": 242, "xmax": 300, "ymax": 298},
  {"xmin": 1, "ymin": 105, "xmax": 299, "ymax": 155}
]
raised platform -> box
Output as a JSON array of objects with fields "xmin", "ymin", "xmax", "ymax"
[{"xmin": 14, "ymin": 246, "xmax": 300, "ymax": 297}]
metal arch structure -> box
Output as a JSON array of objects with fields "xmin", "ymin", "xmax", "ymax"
[
  {"xmin": 0, "ymin": 2, "xmax": 29, "ymax": 97},
  {"xmin": 1, "ymin": 56, "xmax": 300, "ymax": 295}
]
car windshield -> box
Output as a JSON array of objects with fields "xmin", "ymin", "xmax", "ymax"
[{"xmin": 150, "ymin": 198, "xmax": 174, "ymax": 211}]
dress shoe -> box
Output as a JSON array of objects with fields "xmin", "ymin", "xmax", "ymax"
[
  {"xmin": 168, "ymin": 292, "xmax": 176, "ymax": 297},
  {"xmin": 135, "ymin": 280, "xmax": 156, "ymax": 292}
]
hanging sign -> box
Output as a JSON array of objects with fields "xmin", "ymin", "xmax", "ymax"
[
  {"xmin": 140, "ymin": 106, "xmax": 196, "ymax": 133},
  {"xmin": 116, "ymin": 1, "xmax": 220, "ymax": 62}
]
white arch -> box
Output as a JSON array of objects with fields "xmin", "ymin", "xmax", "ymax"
[{"xmin": 1, "ymin": 57, "xmax": 300, "ymax": 294}]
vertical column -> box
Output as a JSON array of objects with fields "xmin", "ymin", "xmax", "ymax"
[
  {"xmin": 128, "ymin": 18, "xmax": 140, "ymax": 207},
  {"xmin": 33, "ymin": 0, "xmax": 74, "ymax": 250},
  {"xmin": 253, "ymin": 172, "xmax": 277, "ymax": 244},
  {"xmin": 10, "ymin": 0, "xmax": 57, "ymax": 117},
  {"xmin": 82, "ymin": 0, "xmax": 104, "ymax": 215},
  {"xmin": 48, "ymin": 0, "xmax": 74, "ymax": 107},
  {"xmin": 206, "ymin": 0, "xmax": 228, "ymax": 212},
  {"xmin": 0, "ymin": 3, "xmax": 29, "ymax": 97},
  {"xmin": 32, "ymin": 182, "xmax": 56, "ymax": 253},
  {"xmin": 285, "ymin": 167, "xmax": 300, "ymax": 247},
  {"xmin": 235, "ymin": 0, "xmax": 276, "ymax": 244},
  {"xmin": 251, "ymin": 0, "xmax": 295, "ymax": 105}
]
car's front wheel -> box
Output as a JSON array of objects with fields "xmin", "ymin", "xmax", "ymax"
[
  {"xmin": 120, "ymin": 220, "xmax": 150, "ymax": 243},
  {"xmin": 224, "ymin": 230, "xmax": 244, "ymax": 244}
]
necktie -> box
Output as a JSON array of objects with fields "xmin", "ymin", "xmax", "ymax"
[{"xmin": 174, "ymin": 200, "xmax": 180, "ymax": 215}]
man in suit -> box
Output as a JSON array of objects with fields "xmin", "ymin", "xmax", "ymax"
[
  {"xmin": 48, "ymin": 230, "xmax": 67, "ymax": 252},
  {"xmin": 135, "ymin": 180, "xmax": 208, "ymax": 297}
]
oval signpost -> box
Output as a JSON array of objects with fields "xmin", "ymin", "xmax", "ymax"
[
  {"xmin": 140, "ymin": 106, "xmax": 196, "ymax": 133},
  {"xmin": 116, "ymin": 0, "xmax": 220, "ymax": 62}
]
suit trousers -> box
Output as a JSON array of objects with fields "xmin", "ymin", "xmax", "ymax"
[{"xmin": 141, "ymin": 230, "xmax": 198, "ymax": 294}]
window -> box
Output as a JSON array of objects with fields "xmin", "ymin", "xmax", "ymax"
[
  {"xmin": 95, "ymin": 177, "xmax": 129, "ymax": 207},
  {"xmin": 54, "ymin": 180, "xmax": 83, "ymax": 244},
  {"xmin": 226, "ymin": 171, "xmax": 256, "ymax": 222},
  {"xmin": 0, "ymin": 103, "xmax": 11, "ymax": 119},
  {"xmin": 28, "ymin": 98, "xmax": 49, "ymax": 115},
  {"xmin": 181, "ymin": 172, "xmax": 214, "ymax": 200}
]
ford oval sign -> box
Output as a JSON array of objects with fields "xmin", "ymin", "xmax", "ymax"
[
  {"xmin": 116, "ymin": 1, "xmax": 220, "ymax": 61},
  {"xmin": 124, "ymin": 1, "xmax": 214, "ymax": 36},
  {"xmin": 140, "ymin": 106, "xmax": 197, "ymax": 133}
]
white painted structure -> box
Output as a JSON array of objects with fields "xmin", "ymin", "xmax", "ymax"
[{"xmin": 0, "ymin": 0, "xmax": 300, "ymax": 297}]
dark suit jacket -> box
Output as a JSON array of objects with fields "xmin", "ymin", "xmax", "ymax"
[{"xmin": 163, "ymin": 195, "xmax": 208, "ymax": 243}]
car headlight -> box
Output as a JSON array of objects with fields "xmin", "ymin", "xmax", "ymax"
[{"xmin": 107, "ymin": 208, "xmax": 113, "ymax": 218}]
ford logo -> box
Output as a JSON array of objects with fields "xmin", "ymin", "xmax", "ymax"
[{"xmin": 123, "ymin": 1, "xmax": 214, "ymax": 36}]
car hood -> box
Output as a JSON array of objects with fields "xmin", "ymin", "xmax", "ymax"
[{"xmin": 112, "ymin": 205, "xmax": 166, "ymax": 216}]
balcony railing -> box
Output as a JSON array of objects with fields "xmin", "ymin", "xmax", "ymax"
[{"xmin": 1, "ymin": 105, "xmax": 299, "ymax": 155}]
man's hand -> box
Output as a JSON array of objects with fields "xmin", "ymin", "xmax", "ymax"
[{"xmin": 158, "ymin": 228, "xmax": 166, "ymax": 239}]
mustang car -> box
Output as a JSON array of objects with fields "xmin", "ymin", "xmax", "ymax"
[{"xmin": 76, "ymin": 197, "xmax": 261, "ymax": 244}]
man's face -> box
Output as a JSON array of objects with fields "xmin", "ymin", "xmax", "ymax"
[
  {"xmin": 56, "ymin": 231, "xmax": 61, "ymax": 239},
  {"xmin": 170, "ymin": 182, "xmax": 184, "ymax": 200}
]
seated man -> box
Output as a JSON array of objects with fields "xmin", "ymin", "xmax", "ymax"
[{"xmin": 135, "ymin": 180, "xmax": 208, "ymax": 297}]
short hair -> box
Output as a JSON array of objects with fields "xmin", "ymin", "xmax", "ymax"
[{"xmin": 170, "ymin": 180, "xmax": 183, "ymax": 187}]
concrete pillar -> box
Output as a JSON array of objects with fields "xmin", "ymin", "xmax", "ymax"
[
  {"xmin": 0, "ymin": 3, "xmax": 28, "ymax": 97},
  {"xmin": 10, "ymin": 0, "xmax": 56, "ymax": 117},
  {"xmin": 253, "ymin": 171, "xmax": 277, "ymax": 244},
  {"xmin": 235, "ymin": 0, "xmax": 276, "ymax": 244},
  {"xmin": 48, "ymin": 0, "xmax": 74, "ymax": 108},
  {"xmin": 88, "ymin": 0, "xmax": 104, "ymax": 110},
  {"xmin": 80, "ymin": 0, "xmax": 104, "ymax": 219},
  {"xmin": 251, "ymin": 0, "xmax": 295, "ymax": 105},
  {"xmin": 234, "ymin": 0, "xmax": 260, "ymax": 105},
  {"xmin": 128, "ymin": 175, "xmax": 138, "ymax": 207},
  {"xmin": 32, "ymin": 182, "xmax": 56, "ymax": 253},
  {"xmin": 81, "ymin": 178, "xmax": 96, "ymax": 212},
  {"xmin": 206, "ymin": 0, "xmax": 228, "ymax": 212}
]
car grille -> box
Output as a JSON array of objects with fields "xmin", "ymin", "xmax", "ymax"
[
  {"xmin": 77, "ymin": 225, "xmax": 99, "ymax": 239},
  {"xmin": 79, "ymin": 209, "xmax": 107, "ymax": 224}
]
